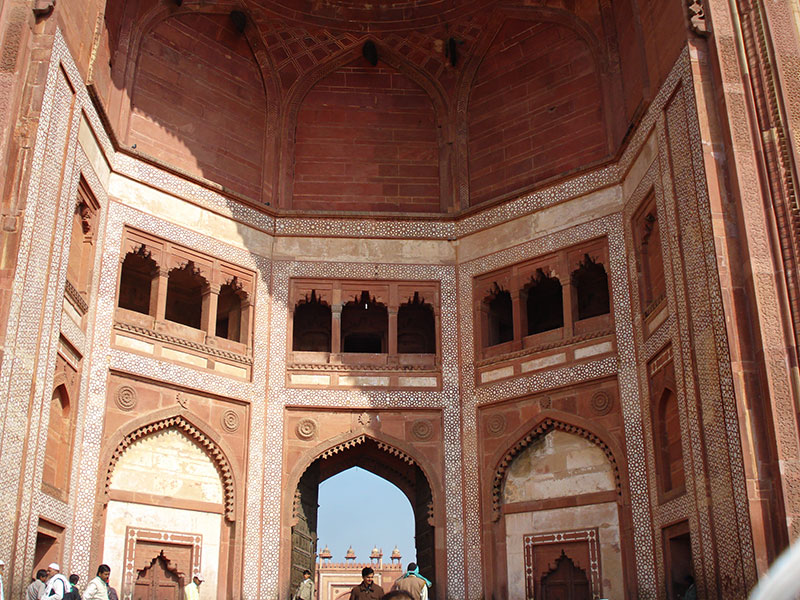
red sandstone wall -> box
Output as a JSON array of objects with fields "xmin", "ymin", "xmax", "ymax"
[
  {"xmin": 467, "ymin": 19, "xmax": 608, "ymax": 207},
  {"xmin": 128, "ymin": 14, "xmax": 267, "ymax": 201},
  {"xmin": 637, "ymin": 0, "xmax": 686, "ymax": 94},
  {"xmin": 292, "ymin": 60, "xmax": 440, "ymax": 213}
]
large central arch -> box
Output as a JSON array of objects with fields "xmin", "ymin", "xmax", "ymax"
[{"xmin": 285, "ymin": 433, "xmax": 442, "ymax": 597}]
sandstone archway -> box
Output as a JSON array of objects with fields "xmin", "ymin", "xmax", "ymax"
[{"xmin": 289, "ymin": 435, "xmax": 437, "ymax": 597}]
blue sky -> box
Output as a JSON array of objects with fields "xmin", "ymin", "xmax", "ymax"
[{"xmin": 317, "ymin": 466, "xmax": 416, "ymax": 564}]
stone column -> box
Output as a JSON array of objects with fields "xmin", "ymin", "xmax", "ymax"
[
  {"xmin": 153, "ymin": 267, "xmax": 170, "ymax": 321},
  {"xmin": 239, "ymin": 297, "xmax": 253, "ymax": 347},
  {"xmin": 201, "ymin": 283, "xmax": 220, "ymax": 339},
  {"xmin": 331, "ymin": 305, "xmax": 342, "ymax": 353},
  {"xmin": 388, "ymin": 307, "xmax": 398, "ymax": 356},
  {"xmin": 510, "ymin": 289, "xmax": 523, "ymax": 350}
]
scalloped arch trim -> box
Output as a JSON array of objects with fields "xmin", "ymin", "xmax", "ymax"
[
  {"xmin": 105, "ymin": 416, "xmax": 235, "ymax": 521},
  {"xmin": 491, "ymin": 418, "xmax": 621, "ymax": 521}
]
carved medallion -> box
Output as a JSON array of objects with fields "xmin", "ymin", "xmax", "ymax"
[
  {"xmin": 221, "ymin": 409, "xmax": 240, "ymax": 433},
  {"xmin": 486, "ymin": 413, "xmax": 506, "ymax": 437},
  {"xmin": 114, "ymin": 386, "xmax": 137, "ymax": 411},
  {"xmin": 297, "ymin": 418, "xmax": 318, "ymax": 440},
  {"xmin": 590, "ymin": 391, "xmax": 613, "ymax": 416},
  {"xmin": 411, "ymin": 419, "xmax": 433, "ymax": 441}
]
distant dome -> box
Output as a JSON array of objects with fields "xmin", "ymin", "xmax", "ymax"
[
  {"xmin": 345, "ymin": 546, "xmax": 356, "ymax": 560},
  {"xmin": 319, "ymin": 545, "xmax": 332, "ymax": 559},
  {"xmin": 391, "ymin": 546, "xmax": 402, "ymax": 558},
  {"xmin": 370, "ymin": 546, "xmax": 382, "ymax": 558}
]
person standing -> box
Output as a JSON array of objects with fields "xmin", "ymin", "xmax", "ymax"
[
  {"xmin": 392, "ymin": 563, "xmax": 431, "ymax": 600},
  {"xmin": 183, "ymin": 574, "xmax": 203, "ymax": 600},
  {"xmin": 349, "ymin": 567, "xmax": 383, "ymax": 600},
  {"xmin": 67, "ymin": 575, "xmax": 81, "ymax": 600},
  {"xmin": 43, "ymin": 564, "xmax": 70, "ymax": 600},
  {"xmin": 27, "ymin": 570, "xmax": 48, "ymax": 600},
  {"xmin": 82, "ymin": 566, "xmax": 109, "ymax": 600},
  {"xmin": 293, "ymin": 570, "xmax": 314, "ymax": 600}
]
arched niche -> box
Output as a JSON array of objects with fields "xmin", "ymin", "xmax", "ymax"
[
  {"xmin": 467, "ymin": 17, "xmax": 610, "ymax": 206},
  {"xmin": 491, "ymin": 418, "xmax": 627, "ymax": 600},
  {"xmin": 99, "ymin": 412, "xmax": 241, "ymax": 600},
  {"xmin": 284, "ymin": 40, "xmax": 449, "ymax": 213},
  {"xmin": 125, "ymin": 11, "xmax": 269, "ymax": 201}
]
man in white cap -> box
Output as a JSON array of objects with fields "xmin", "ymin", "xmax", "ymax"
[
  {"xmin": 183, "ymin": 573, "xmax": 202, "ymax": 600},
  {"xmin": 43, "ymin": 563, "xmax": 70, "ymax": 600}
]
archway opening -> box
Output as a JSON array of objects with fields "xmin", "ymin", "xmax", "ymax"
[{"xmin": 291, "ymin": 437, "xmax": 435, "ymax": 597}]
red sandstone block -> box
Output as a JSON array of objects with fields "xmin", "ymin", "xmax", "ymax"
[{"xmin": 398, "ymin": 184, "xmax": 438, "ymax": 197}]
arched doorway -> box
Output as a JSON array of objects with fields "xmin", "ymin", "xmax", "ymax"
[{"xmin": 290, "ymin": 435, "xmax": 436, "ymax": 596}]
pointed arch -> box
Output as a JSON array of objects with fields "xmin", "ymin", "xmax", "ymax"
[
  {"xmin": 102, "ymin": 408, "xmax": 239, "ymax": 521},
  {"xmin": 490, "ymin": 413, "xmax": 623, "ymax": 521},
  {"xmin": 280, "ymin": 39, "xmax": 451, "ymax": 210},
  {"xmin": 286, "ymin": 428, "xmax": 443, "ymax": 508}
]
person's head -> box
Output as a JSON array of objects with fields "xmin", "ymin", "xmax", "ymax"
[
  {"xmin": 69, "ymin": 575, "xmax": 79, "ymax": 585},
  {"xmin": 36, "ymin": 569, "xmax": 48, "ymax": 582},
  {"xmin": 302, "ymin": 570, "xmax": 311, "ymax": 580},
  {"xmin": 97, "ymin": 565, "xmax": 110, "ymax": 583},
  {"xmin": 361, "ymin": 566, "xmax": 374, "ymax": 585},
  {"xmin": 406, "ymin": 562, "xmax": 417, "ymax": 573},
  {"xmin": 380, "ymin": 592, "xmax": 414, "ymax": 600},
  {"xmin": 192, "ymin": 574, "xmax": 204, "ymax": 587},
  {"xmin": 46, "ymin": 563, "xmax": 60, "ymax": 579}
]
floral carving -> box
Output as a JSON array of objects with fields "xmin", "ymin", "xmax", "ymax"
[
  {"xmin": 486, "ymin": 414, "xmax": 506, "ymax": 437},
  {"xmin": 590, "ymin": 391, "xmax": 613, "ymax": 416}
]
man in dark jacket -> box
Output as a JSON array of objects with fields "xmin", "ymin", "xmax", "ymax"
[{"xmin": 349, "ymin": 567, "xmax": 384, "ymax": 600}]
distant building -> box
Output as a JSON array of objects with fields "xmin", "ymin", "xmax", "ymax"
[{"xmin": 315, "ymin": 547, "xmax": 404, "ymax": 600}]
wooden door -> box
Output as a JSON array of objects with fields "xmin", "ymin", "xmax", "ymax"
[
  {"xmin": 133, "ymin": 552, "xmax": 183, "ymax": 600},
  {"xmin": 540, "ymin": 552, "xmax": 591, "ymax": 600}
]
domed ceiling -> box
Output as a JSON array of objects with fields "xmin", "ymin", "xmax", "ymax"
[{"xmin": 95, "ymin": 0, "xmax": 685, "ymax": 214}]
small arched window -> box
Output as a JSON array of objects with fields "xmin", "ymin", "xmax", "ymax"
[
  {"xmin": 341, "ymin": 291, "xmax": 388, "ymax": 353},
  {"xmin": 293, "ymin": 291, "xmax": 332, "ymax": 352},
  {"xmin": 485, "ymin": 283, "xmax": 513, "ymax": 347},
  {"xmin": 524, "ymin": 269, "xmax": 563, "ymax": 335},
  {"xmin": 165, "ymin": 261, "xmax": 207, "ymax": 329},
  {"xmin": 216, "ymin": 279, "xmax": 246, "ymax": 342},
  {"xmin": 118, "ymin": 246, "xmax": 158, "ymax": 315},
  {"xmin": 42, "ymin": 386, "xmax": 73, "ymax": 494},
  {"xmin": 397, "ymin": 292, "xmax": 435, "ymax": 354},
  {"xmin": 656, "ymin": 389, "xmax": 685, "ymax": 497},
  {"xmin": 571, "ymin": 254, "xmax": 610, "ymax": 320}
]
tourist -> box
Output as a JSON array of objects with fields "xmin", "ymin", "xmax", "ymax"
[
  {"xmin": 183, "ymin": 574, "xmax": 203, "ymax": 600},
  {"xmin": 26, "ymin": 569, "xmax": 47, "ymax": 600},
  {"xmin": 392, "ymin": 563, "xmax": 430, "ymax": 600},
  {"xmin": 293, "ymin": 570, "xmax": 314, "ymax": 600},
  {"xmin": 82, "ymin": 566, "xmax": 109, "ymax": 600},
  {"xmin": 67, "ymin": 575, "xmax": 81, "ymax": 600},
  {"xmin": 348, "ymin": 567, "xmax": 384, "ymax": 600},
  {"xmin": 43, "ymin": 564, "xmax": 70, "ymax": 600}
]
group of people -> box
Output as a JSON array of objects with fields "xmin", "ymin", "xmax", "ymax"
[
  {"xmin": 26, "ymin": 564, "xmax": 113, "ymax": 600},
  {"xmin": 293, "ymin": 563, "xmax": 432, "ymax": 600}
]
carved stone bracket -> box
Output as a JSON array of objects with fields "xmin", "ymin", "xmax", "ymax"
[{"xmin": 688, "ymin": 0, "xmax": 710, "ymax": 36}]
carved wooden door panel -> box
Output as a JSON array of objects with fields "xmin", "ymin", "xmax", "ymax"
[
  {"xmin": 133, "ymin": 553, "xmax": 182, "ymax": 600},
  {"xmin": 540, "ymin": 552, "xmax": 591, "ymax": 600}
]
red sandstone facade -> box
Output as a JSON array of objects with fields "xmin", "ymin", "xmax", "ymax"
[{"xmin": 0, "ymin": 1, "xmax": 799, "ymax": 599}]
